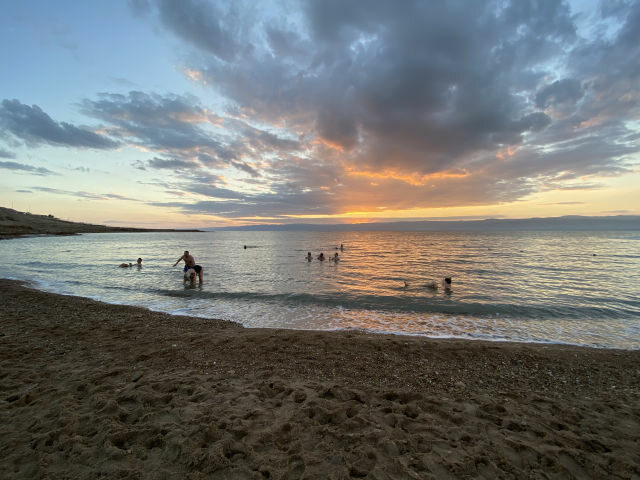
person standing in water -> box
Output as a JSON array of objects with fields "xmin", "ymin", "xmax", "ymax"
[{"xmin": 174, "ymin": 250, "xmax": 203, "ymax": 283}]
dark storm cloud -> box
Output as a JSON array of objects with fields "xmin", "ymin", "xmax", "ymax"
[
  {"xmin": 127, "ymin": 0, "xmax": 640, "ymax": 219},
  {"xmin": 0, "ymin": 160, "xmax": 57, "ymax": 176},
  {"xmin": 0, "ymin": 99, "xmax": 119, "ymax": 149}
]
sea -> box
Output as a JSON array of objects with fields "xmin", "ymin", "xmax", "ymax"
[{"xmin": 1, "ymin": 230, "xmax": 639, "ymax": 350}]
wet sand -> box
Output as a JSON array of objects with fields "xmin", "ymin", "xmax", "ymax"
[{"xmin": 1, "ymin": 279, "xmax": 639, "ymax": 479}]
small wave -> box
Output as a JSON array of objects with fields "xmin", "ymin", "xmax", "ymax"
[{"xmin": 153, "ymin": 289, "xmax": 640, "ymax": 319}]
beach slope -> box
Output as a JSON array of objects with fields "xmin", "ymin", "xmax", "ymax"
[
  {"xmin": 0, "ymin": 207, "xmax": 201, "ymax": 239},
  {"xmin": 1, "ymin": 279, "xmax": 638, "ymax": 479}
]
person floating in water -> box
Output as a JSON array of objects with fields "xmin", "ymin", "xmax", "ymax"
[
  {"xmin": 306, "ymin": 252, "xmax": 312, "ymax": 262},
  {"xmin": 120, "ymin": 258, "xmax": 143, "ymax": 268},
  {"xmin": 173, "ymin": 250, "xmax": 203, "ymax": 283},
  {"xmin": 332, "ymin": 252, "xmax": 340, "ymax": 262},
  {"xmin": 442, "ymin": 277, "xmax": 452, "ymax": 291},
  {"xmin": 317, "ymin": 253, "xmax": 325, "ymax": 261}
]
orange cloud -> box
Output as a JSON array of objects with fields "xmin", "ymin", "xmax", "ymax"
[
  {"xmin": 312, "ymin": 137, "xmax": 345, "ymax": 152},
  {"xmin": 496, "ymin": 146, "xmax": 518, "ymax": 159},
  {"xmin": 577, "ymin": 116, "xmax": 605, "ymax": 129},
  {"xmin": 345, "ymin": 167, "xmax": 469, "ymax": 186}
]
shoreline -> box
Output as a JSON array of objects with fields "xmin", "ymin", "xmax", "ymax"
[
  {"xmin": 15, "ymin": 277, "xmax": 639, "ymax": 352},
  {"xmin": 2, "ymin": 279, "xmax": 639, "ymax": 478}
]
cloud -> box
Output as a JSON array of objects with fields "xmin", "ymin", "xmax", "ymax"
[
  {"xmin": 0, "ymin": 160, "xmax": 58, "ymax": 176},
  {"xmin": 0, "ymin": 99, "xmax": 119, "ymax": 149},
  {"xmin": 9, "ymin": 0, "xmax": 634, "ymax": 222},
  {"xmin": 0, "ymin": 148, "xmax": 16, "ymax": 159},
  {"xmin": 141, "ymin": 156, "xmax": 199, "ymax": 171},
  {"xmin": 139, "ymin": 0, "xmax": 637, "ymax": 219},
  {"xmin": 155, "ymin": 0, "xmax": 243, "ymax": 61},
  {"xmin": 81, "ymin": 91, "xmax": 247, "ymax": 172},
  {"xmin": 31, "ymin": 186, "xmax": 141, "ymax": 201},
  {"xmin": 81, "ymin": 90, "xmax": 302, "ymax": 181},
  {"xmin": 80, "ymin": 91, "xmax": 221, "ymax": 151},
  {"xmin": 535, "ymin": 79, "xmax": 585, "ymax": 109}
]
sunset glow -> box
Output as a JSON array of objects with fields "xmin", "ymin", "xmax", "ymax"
[{"xmin": 1, "ymin": 1, "xmax": 638, "ymax": 228}]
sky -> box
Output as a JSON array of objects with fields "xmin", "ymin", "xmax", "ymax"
[{"xmin": 1, "ymin": 0, "xmax": 639, "ymax": 228}]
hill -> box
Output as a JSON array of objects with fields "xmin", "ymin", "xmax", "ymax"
[{"xmin": 0, "ymin": 207, "xmax": 201, "ymax": 239}]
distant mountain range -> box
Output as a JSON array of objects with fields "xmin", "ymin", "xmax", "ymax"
[{"xmin": 208, "ymin": 215, "xmax": 640, "ymax": 232}]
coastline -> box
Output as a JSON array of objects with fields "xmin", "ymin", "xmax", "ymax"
[
  {"xmin": 0, "ymin": 206, "xmax": 203, "ymax": 239},
  {"xmin": 1, "ymin": 279, "xmax": 639, "ymax": 478}
]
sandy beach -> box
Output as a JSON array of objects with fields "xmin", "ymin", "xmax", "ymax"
[{"xmin": 1, "ymin": 279, "xmax": 639, "ymax": 479}]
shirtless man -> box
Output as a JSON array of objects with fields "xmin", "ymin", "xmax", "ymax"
[{"xmin": 173, "ymin": 250, "xmax": 203, "ymax": 283}]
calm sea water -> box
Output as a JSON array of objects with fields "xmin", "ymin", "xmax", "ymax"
[{"xmin": 1, "ymin": 230, "xmax": 639, "ymax": 349}]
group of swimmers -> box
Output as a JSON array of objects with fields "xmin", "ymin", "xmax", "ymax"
[
  {"xmin": 124, "ymin": 246, "xmax": 452, "ymax": 292},
  {"xmin": 308, "ymin": 252, "xmax": 340, "ymax": 262},
  {"xmin": 307, "ymin": 244, "xmax": 344, "ymax": 262}
]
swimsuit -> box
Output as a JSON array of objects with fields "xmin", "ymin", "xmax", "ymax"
[{"xmin": 184, "ymin": 265, "xmax": 202, "ymax": 273}]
